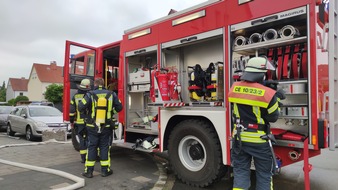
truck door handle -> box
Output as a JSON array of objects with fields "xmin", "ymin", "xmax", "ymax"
[
  {"xmin": 263, "ymin": 15, "xmax": 278, "ymax": 22},
  {"xmin": 180, "ymin": 36, "xmax": 198, "ymax": 43},
  {"xmin": 134, "ymin": 49, "xmax": 146, "ymax": 54},
  {"xmin": 251, "ymin": 15, "xmax": 278, "ymax": 25},
  {"xmin": 187, "ymin": 36, "xmax": 198, "ymax": 41}
]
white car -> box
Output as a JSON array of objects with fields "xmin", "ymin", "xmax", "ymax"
[{"xmin": 7, "ymin": 105, "xmax": 70, "ymax": 141}]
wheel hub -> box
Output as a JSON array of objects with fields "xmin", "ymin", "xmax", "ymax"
[
  {"xmin": 189, "ymin": 143, "xmax": 204, "ymax": 160},
  {"xmin": 178, "ymin": 135, "xmax": 207, "ymax": 171}
]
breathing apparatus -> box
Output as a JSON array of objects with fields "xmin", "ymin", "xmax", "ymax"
[{"xmin": 91, "ymin": 91, "xmax": 112, "ymax": 133}]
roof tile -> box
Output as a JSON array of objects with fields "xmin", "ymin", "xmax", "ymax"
[
  {"xmin": 33, "ymin": 62, "xmax": 63, "ymax": 83},
  {"xmin": 9, "ymin": 78, "xmax": 29, "ymax": 91}
]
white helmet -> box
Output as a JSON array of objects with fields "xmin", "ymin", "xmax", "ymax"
[
  {"xmin": 77, "ymin": 79, "xmax": 91, "ymax": 91},
  {"xmin": 241, "ymin": 57, "xmax": 275, "ymax": 82}
]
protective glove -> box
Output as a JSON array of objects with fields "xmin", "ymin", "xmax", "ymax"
[
  {"xmin": 276, "ymin": 89, "xmax": 286, "ymax": 100},
  {"xmin": 264, "ymin": 80, "xmax": 279, "ymax": 90}
]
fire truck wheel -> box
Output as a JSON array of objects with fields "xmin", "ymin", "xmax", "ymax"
[
  {"xmin": 168, "ymin": 119, "xmax": 226, "ymax": 187},
  {"xmin": 71, "ymin": 128, "xmax": 80, "ymax": 151}
]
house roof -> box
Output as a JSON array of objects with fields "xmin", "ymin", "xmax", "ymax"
[
  {"xmin": 9, "ymin": 78, "xmax": 29, "ymax": 91},
  {"xmin": 32, "ymin": 62, "xmax": 63, "ymax": 83}
]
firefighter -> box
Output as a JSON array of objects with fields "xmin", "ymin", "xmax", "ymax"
[
  {"xmin": 78, "ymin": 77, "xmax": 122, "ymax": 178},
  {"xmin": 106, "ymin": 71, "xmax": 117, "ymax": 92},
  {"xmin": 228, "ymin": 57, "xmax": 285, "ymax": 190},
  {"xmin": 69, "ymin": 78, "xmax": 91, "ymax": 163}
]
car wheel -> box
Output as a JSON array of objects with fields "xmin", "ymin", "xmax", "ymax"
[
  {"xmin": 26, "ymin": 126, "xmax": 35, "ymax": 141},
  {"xmin": 7, "ymin": 123, "xmax": 15, "ymax": 136},
  {"xmin": 168, "ymin": 119, "xmax": 227, "ymax": 188}
]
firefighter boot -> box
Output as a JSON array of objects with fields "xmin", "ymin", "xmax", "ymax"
[
  {"xmin": 82, "ymin": 167, "xmax": 93, "ymax": 178},
  {"xmin": 81, "ymin": 154, "xmax": 86, "ymax": 163},
  {"xmin": 82, "ymin": 171, "xmax": 93, "ymax": 178},
  {"xmin": 101, "ymin": 168, "xmax": 113, "ymax": 177}
]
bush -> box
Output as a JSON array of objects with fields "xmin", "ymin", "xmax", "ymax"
[{"xmin": 45, "ymin": 84, "xmax": 63, "ymax": 103}]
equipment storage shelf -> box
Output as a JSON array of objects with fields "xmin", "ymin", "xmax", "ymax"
[
  {"xmin": 275, "ymin": 139, "xmax": 314, "ymax": 149},
  {"xmin": 233, "ymin": 36, "xmax": 307, "ymax": 54},
  {"xmin": 231, "ymin": 6, "xmax": 308, "ymax": 56},
  {"xmin": 126, "ymin": 127, "xmax": 158, "ymax": 135}
]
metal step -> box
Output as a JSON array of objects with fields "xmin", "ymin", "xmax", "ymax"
[{"xmin": 112, "ymin": 140, "xmax": 158, "ymax": 153}]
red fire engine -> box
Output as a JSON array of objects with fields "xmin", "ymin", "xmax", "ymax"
[{"xmin": 63, "ymin": 0, "xmax": 338, "ymax": 189}]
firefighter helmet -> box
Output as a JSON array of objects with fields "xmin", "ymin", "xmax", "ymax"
[
  {"xmin": 77, "ymin": 79, "xmax": 91, "ymax": 91},
  {"xmin": 241, "ymin": 57, "xmax": 275, "ymax": 82}
]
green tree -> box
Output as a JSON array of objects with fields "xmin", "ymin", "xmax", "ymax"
[
  {"xmin": 0, "ymin": 81, "xmax": 6, "ymax": 102},
  {"xmin": 44, "ymin": 84, "xmax": 63, "ymax": 103}
]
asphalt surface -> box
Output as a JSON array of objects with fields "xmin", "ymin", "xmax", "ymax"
[
  {"xmin": 0, "ymin": 133, "xmax": 167, "ymax": 190},
  {"xmin": 169, "ymin": 147, "xmax": 338, "ymax": 190},
  {"xmin": 1, "ymin": 132, "xmax": 338, "ymax": 190}
]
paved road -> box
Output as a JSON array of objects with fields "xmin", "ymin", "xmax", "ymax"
[
  {"xmin": 166, "ymin": 147, "xmax": 338, "ymax": 190},
  {"xmin": 1, "ymin": 132, "xmax": 338, "ymax": 190},
  {"xmin": 0, "ymin": 133, "xmax": 166, "ymax": 190}
]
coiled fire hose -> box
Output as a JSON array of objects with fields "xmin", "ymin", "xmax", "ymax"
[
  {"xmin": 234, "ymin": 36, "xmax": 248, "ymax": 47},
  {"xmin": 248, "ymin": 33, "xmax": 263, "ymax": 44},
  {"xmin": 0, "ymin": 140, "xmax": 85, "ymax": 190},
  {"xmin": 262, "ymin": 28, "xmax": 278, "ymax": 41},
  {"xmin": 279, "ymin": 25, "xmax": 300, "ymax": 38}
]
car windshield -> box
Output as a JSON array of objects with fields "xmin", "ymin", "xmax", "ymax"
[
  {"xmin": 0, "ymin": 106, "xmax": 12, "ymax": 114},
  {"xmin": 29, "ymin": 107, "xmax": 61, "ymax": 117}
]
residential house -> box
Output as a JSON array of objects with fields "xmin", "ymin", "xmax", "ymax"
[
  {"xmin": 27, "ymin": 61, "xmax": 63, "ymax": 101},
  {"xmin": 6, "ymin": 77, "xmax": 29, "ymax": 102}
]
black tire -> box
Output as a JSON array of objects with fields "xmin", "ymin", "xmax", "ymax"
[
  {"xmin": 7, "ymin": 123, "xmax": 15, "ymax": 136},
  {"xmin": 71, "ymin": 128, "xmax": 80, "ymax": 151},
  {"xmin": 168, "ymin": 119, "xmax": 227, "ymax": 187},
  {"xmin": 26, "ymin": 126, "xmax": 35, "ymax": 141}
]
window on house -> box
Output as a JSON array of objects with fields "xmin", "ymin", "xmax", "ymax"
[{"xmin": 20, "ymin": 92, "xmax": 23, "ymax": 96}]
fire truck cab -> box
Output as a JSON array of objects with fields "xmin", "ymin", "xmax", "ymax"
[{"xmin": 63, "ymin": 0, "xmax": 338, "ymax": 188}]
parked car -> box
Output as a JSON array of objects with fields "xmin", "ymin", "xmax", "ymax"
[
  {"xmin": 0, "ymin": 106, "xmax": 13, "ymax": 131},
  {"xmin": 30, "ymin": 101, "xmax": 55, "ymax": 107},
  {"xmin": 7, "ymin": 105, "xmax": 70, "ymax": 141}
]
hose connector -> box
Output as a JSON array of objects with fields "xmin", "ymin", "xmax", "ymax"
[
  {"xmin": 234, "ymin": 36, "xmax": 248, "ymax": 47},
  {"xmin": 262, "ymin": 28, "xmax": 278, "ymax": 41},
  {"xmin": 288, "ymin": 150, "xmax": 301, "ymax": 161},
  {"xmin": 248, "ymin": 33, "xmax": 262, "ymax": 44},
  {"xmin": 279, "ymin": 25, "xmax": 300, "ymax": 38}
]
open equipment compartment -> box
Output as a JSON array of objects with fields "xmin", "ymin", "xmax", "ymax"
[
  {"xmin": 125, "ymin": 45, "xmax": 158, "ymax": 143},
  {"xmin": 230, "ymin": 6, "xmax": 311, "ymax": 148},
  {"xmin": 161, "ymin": 28, "xmax": 225, "ymax": 105}
]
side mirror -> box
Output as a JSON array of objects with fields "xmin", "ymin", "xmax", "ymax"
[{"xmin": 21, "ymin": 113, "xmax": 27, "ymax": 118}]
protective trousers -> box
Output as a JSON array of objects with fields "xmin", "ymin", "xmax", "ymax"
[
  {"xmin": 232, "ymin": 142, "xmax": 274, "ymax": 190},
  {"xmin": 84, "ymin": 126, "xmax": 112, "ymax": 173},
  {"xmin": 75, "ymin": 123, "xmax": 87, "ymax": 163}
]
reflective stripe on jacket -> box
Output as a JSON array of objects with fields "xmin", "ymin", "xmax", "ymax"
[
  {"xmin": 229, "ymin": 81, "xmax": 278, "ymax": 143},
  {"xmin": 70, "ymin": 92, "xmax": 86, "ymax": 124},
  {"xmin": 228, "ymin": 81, "xmax": 276, "ymax": 108}
]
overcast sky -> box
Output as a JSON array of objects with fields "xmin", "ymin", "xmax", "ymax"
[{"xmin": 0, "ymin": 0, "xmax": 207, "ymax": 86}]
